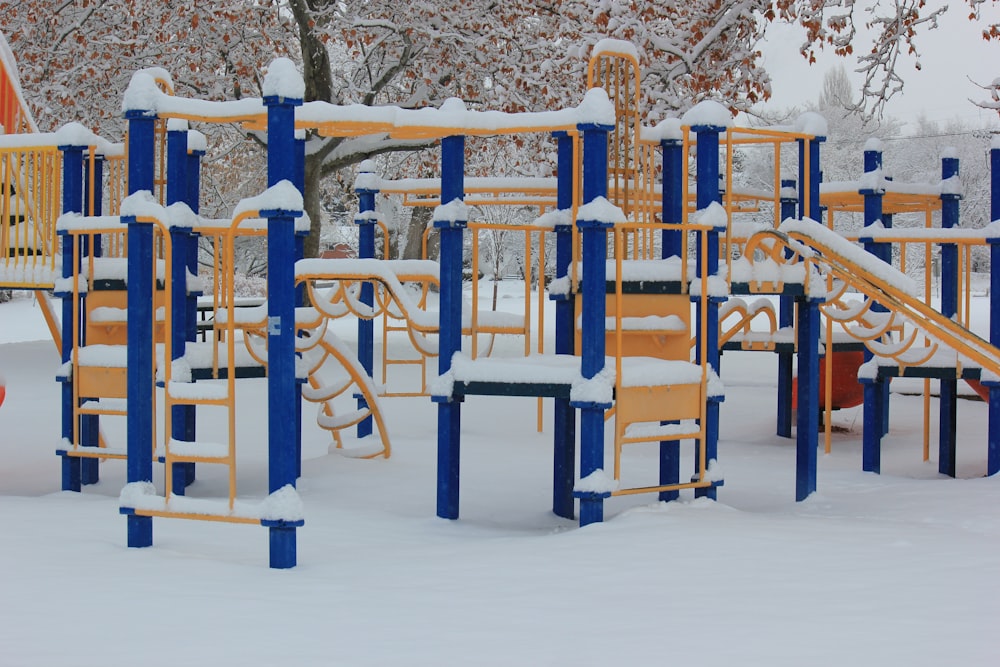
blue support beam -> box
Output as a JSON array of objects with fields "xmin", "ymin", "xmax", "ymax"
[
  {"xmin": 661, "ymin": 137, "xmax": 684, "ymax": 259},
  {"xmin": 551, "ymin": 131, "xmax": 576, "ymax": 519},
  {"xmin": 776, "ymin": 179, "xmax": 798, "ymax": 438},
  {"xmin": 166, "ymin": 124, "xmax": 196, "ymax": 494},
  {"xmin": 939, "ymin": 154, "xmax": 961, "ymax": 477},
  {"xmin": 355, "ymin": 165, "xmax": 377, "ymax": 440},
  {"xmin": 574, "ymin": 122, "xmax": 612, "ymax": 526},
  {"xmin": 125, "ymin": 110, "xmax": 156, "ymax": 548},
  {"xmin": 691, "ymin": 124, "xmax": 724, "ymax": 501},
  {"xmin": 796, "ymin": 298, "xmax": 821, "ymax": 500},
  {"xmin": 989, "ymin": 145, "xmax": 1000, "ymax": 476},
  {"xmin": 58, "ymin": 143, "xmax": 84, "ymax": 491},
  {"xmin": 859, "ymin": 144, "xmax": 887, "ymax": 473},
  {"xmin": 263, "ymin": 91, "xmax": 303, "ymax": 569},
  {"xmin": 435, "ymin": 135, "xmax": 467, "ymax": 521}
]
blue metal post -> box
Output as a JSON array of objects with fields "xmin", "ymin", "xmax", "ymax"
[
  {"xmin": 988, "ymin": 144, "xmax": 1000, "ymax": 476},
  {"xmin": 263, "ymin": 92, "xmax": 303, "ymax": 569},
  {"xmin": 574, "ymin": 122, "xmax": 612, "ymax": 526},
  {"xmin": 796, "ymin": 297, "xmax": 821, "ymax": 500},
  {"xmin": 939, "ymin": 154, "xmax": 961, "ymax": 477},
  {"xmin": 777, "ymin": 179, "xmax": 797, "ymax": 438},
  {"xmin": 125, "ymin": 111, "xmax": 156, "ymax": 548},
  {"xmin": 435, "ymin": 135, "xmax": 467, "ymax": 520},
  {"xmin": 692, "ymin": 124, "xmax": 724, "ymax": 500},
  {"xmin": 661, "ymin": 137, "xmax": 684, "ymax": 259},
  {"xmin": 355, "ymin": 164, "xmax": 378, "ymax": 440},
  {"xmin": 293, "ymin": 132, "xmax": 307, "ymax": 479},
  {"xmin": 58, "ymin": 144, "xmax": 84, "ymax": 491},
  {"xmin": 167, "ymin": 125, "xmax": 196, "ymax": 494},
  {"xmin": 860, "ymin": 145, "xmax": 886, "ymax": 473},
  {"xmin": 552, "ymin": 131, "xmax": 576, "ymax": 519},
  {"xmin": 79, "ymin": 151, "xmax": 104, "ymax": 484},
  {"xmin": 659, "ymin": 136, "xmax": 685, "ymax": 501}
]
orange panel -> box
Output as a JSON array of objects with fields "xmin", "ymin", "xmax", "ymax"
[{"xmin": 77, "ymin": 366, "xmax": 128, "ymax": 399}]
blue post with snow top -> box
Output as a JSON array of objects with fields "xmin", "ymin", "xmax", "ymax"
[
  {"xmin": 939, "ymin": 153, "xmax": 961, "ymax": 477},
  {"xmin": 79, "ymin": 152, "xmax": 104, "ymax": 485},
  {"xmin": 776, "ymin": 179, "xmax": 797, "ymax": 438},
  {"xmin": 263, "ymin": 89, "xmax": 303, "ymax": 569},
  {"xmin": 551, "ymin": 131, "xmax": 576, "ymax": 519},
  {"xmin": 355, "ymin": 164, "xmax": 378, "ymax": 440},
  {"xmin": 661, "ymin": 136, "xmax": 684, "ymax": 259},
  {"xmin": 691, "ymin": 123, "xmax": 724, "ymax": 501},
  {"xmin": 574, "ymin": 121, "xmax": 612, "ymax": 526},
  {"xmin": 792, "ymin": 137, "xmax": 824, "ymax": 499},
  {"xmin": 57, "ymin": 143, "xmax": 84, "ymax": 492},
  {"xmin": 167, "ymin": 123, "xmax": 196, "ymax": 495},
  {"xmin": 797, "ymin": 137, "xmax": 823, "ymax": 223},
  {"xmin": 125, "ymin": 110, "xmax": 156, "ymax": 548},
  {"xmin": 435, "ymin": 134, "xmax": 467, "ymax": 520},
  {"xmin": 860, "ymin": 144, "xmax": 886, "ymax": 474},
  {"xmin": 659, "ymin": 135, "xmax": 685, "ymax": 501},
  {"xmin": 988, "ymin": 143, "xmax": 1000, "ymax": 476},
  {"xmin": 796, "ymin": 297, "xmax": 821, "ymax": 500}
]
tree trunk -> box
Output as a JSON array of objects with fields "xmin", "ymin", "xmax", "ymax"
[
  {"xmin": 303, "ymin": 153, "xmax": 323, "ymax": 260},
  {"xmin": 402, "ymin": 206, "xmax": 436, "ymax": 260}
]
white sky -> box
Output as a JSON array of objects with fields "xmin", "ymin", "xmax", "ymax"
[{"xmin": 759, "ymin": 4, "xmax": 1000, "ymax": 133}]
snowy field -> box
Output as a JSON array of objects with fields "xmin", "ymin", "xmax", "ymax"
[{"xmin": 1, "ymin": 285, "xmax": 998, "ymax": 666}]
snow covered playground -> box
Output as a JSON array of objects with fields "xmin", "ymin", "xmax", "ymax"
[{"xmin": 2, "ymin": 38, "xmax": 1000, "ymax": 664}]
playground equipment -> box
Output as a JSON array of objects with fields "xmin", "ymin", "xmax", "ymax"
[{"xmin": 4, "ymin": 36, "xmax": 1000, "ymax": 569}]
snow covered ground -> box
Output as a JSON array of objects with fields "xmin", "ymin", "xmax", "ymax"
[{"xmin": 1, "ymin": 286, "xmax": 997, "ymax": 666}]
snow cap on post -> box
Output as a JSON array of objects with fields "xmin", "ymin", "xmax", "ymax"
[
  {"xmin": 644, "ymin": 117, "xmax": 683, "ymax": 143},
  {"xmin": 54, "ymin": 122, "xmax": 98, "ymax": 148},
  {"xmin": 122, "ymin": 71, "xmax": 162, "ymax": 115},
  {"xmin": 355, "ymin": 160, "xmax": 380, "ymax": 193},
  {"xmin": 576, "ymin": 196, "xmax": 626, "ymax": 228},
  {"xmin": 680, "ymin": 100, "xmax": 733, "ymax": 130},
  {"xmin": 576, "ymin": 88, "xmax": 615, "ymax": 129},
  {"xmin": 263, "ymin": 58, "xmax": 305, "ymax": 102},
  {"xmin": 433, "ymin": 198, "xmax": 469, "ymax": 228},
  {"xmin": 794, "ymin": 111, "xmax": 828, "ymax": 138}
]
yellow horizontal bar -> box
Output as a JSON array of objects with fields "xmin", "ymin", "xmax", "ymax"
[
  {"xmin": 129, "ymin": 508, "xmax": 261, "ymax": 525},
  {"xmin": 611, "ymin": 479, "xmax": 714, "ymax": 497}
]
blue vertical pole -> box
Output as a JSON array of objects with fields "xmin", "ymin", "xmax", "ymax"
[
  {"xmin": 58, "ymin": 144, "xmax": 84, "ymax": 491},
  {"xmin": 263, "ymin": 91, "xmax": 303, "ymax": 569},
  {"xmin": 293, "ymin": 131, "xmax": 306, "ymax": 479},
  {"xmin": 988, "ymin": 143, "xmax": 1000, "ymax": 476},
  {"xmin": 796, "ymin": 298, "xmax": 821, "ymax": 500},
  {"xmin": 355, "ymin": 163, "xmax": 378, "ymax": 440},
  {"xmin": 167, "ymin": 124, "xmax": 195, "ymax": 494},
  {"xmin": 661, "ymin": 137, "xmax": 684, "ymax": 259},
  {"xmin": 659, "ymin": 136, "xmax": 685, "ymax": 501},
  {"xmin": 939, "ymin": 153, "xmax": 961, "ymax": 477},
  {"xmin": 125, "ymin": 110, "xmax": 156, "ymax": 548},
  {"xmin": 435, "ymin": 135, "xmax": 467, "ymax": 520},
  {"xmin": 79, "ymin": 151, "xmax": 104, "ymax": 484},
  {"xmin": 777, "ymin": 179, "xmax": 797, "ymax": 438},
  {"xmin": 692, "ymin": 124, "xmax": 724, "ymax": 500},
  {"xmin": 575, "ymin": 122, "xmax": 612, "ymax": 526},
  {"xmin": 551, "ymin": 131, "xmax": 576, "ymax": 519},
  {"xmin": 860, "ymin": 144, "xmax": 885, "ymax": 473}
]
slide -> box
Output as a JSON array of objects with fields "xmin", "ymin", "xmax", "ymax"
[
  {"xmin": 792, "ymin": 350, "xmax": 866, "ymax": 411},
  {"xmin": 748, "ymin": 221, "xmax": 1000, "ymax": 385},
  {"xmin": 965, "ymin": 379, "xmax": 990, "ymax": 402}
]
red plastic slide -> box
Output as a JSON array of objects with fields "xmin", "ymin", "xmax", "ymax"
[
  {"xmin": 792, "ymin": 350, "xmax": 866, "ymax": 410},
  {"xmin": 965, "ymin": 379, "xmax": 990, "ymax": 402}
]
